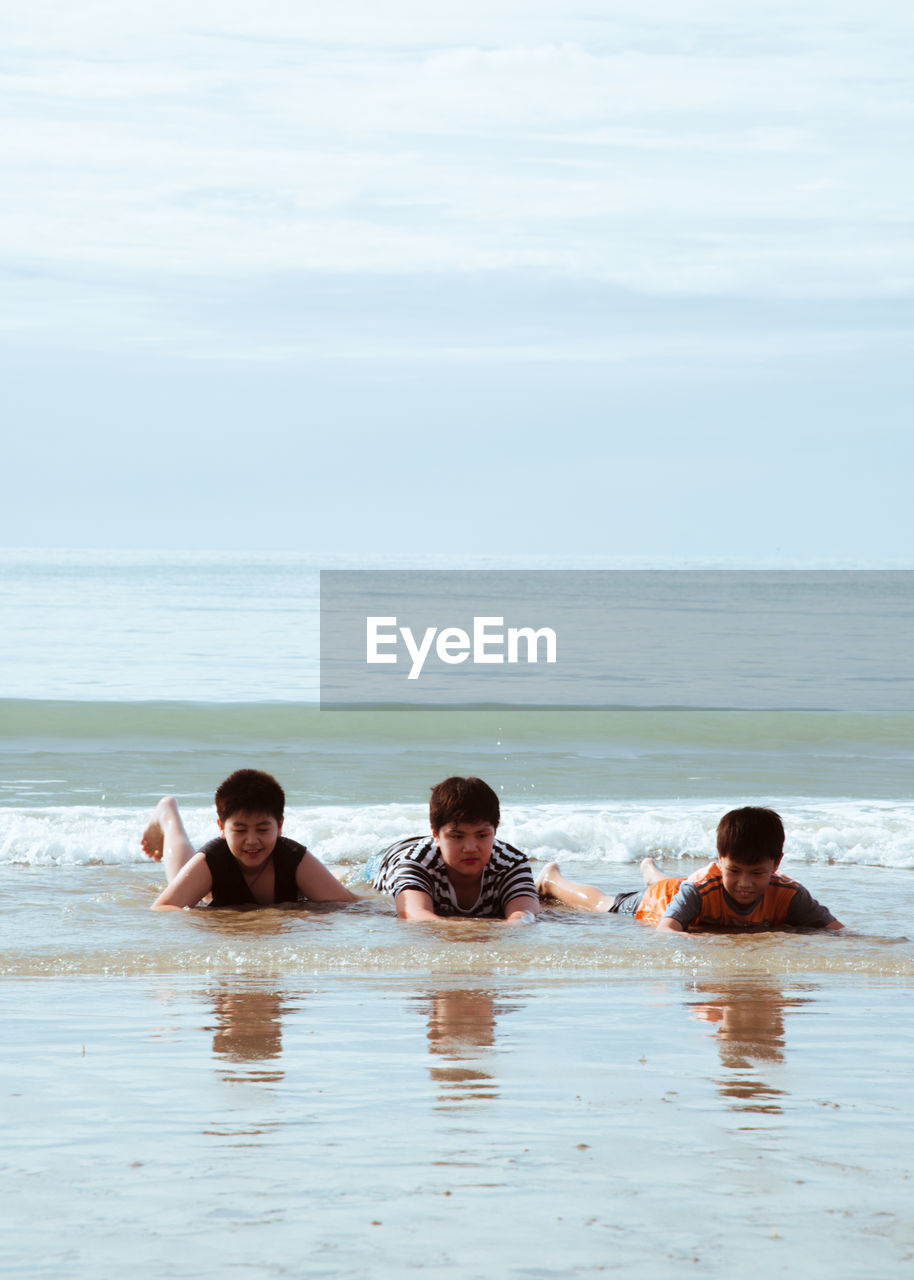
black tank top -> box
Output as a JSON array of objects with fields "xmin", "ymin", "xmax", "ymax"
[{"xmin": 201, "ymin": 836, "xmax": 307, "ymax": 908}]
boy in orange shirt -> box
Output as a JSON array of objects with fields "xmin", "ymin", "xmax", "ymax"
[{"xmin": 537, "ymin": 806, "xmax": 842, "ymax": 932}]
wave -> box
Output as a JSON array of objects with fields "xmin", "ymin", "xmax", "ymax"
[
  {"xmin": 2, "ymin": 799, "xmax": 913, "ymax": 870},
  {"xmin": 3, "ymin": 701, "xmax": 914, "ymax": 809},
  {"xmin": 3, "ymin": 699, "xmax": 914, "ymax": 749}
]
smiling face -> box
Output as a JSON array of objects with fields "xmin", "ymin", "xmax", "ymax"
[
  {"xmin": 433, "ymin": 820, "xmax": 496, "ymax": 885},
  {"xmin": 717, "ymin": 855, "xmax": 779, "ymax": 907},
  {"xmin": 218, "ymin": 809, "xmax": 283, "ymax": 873}
]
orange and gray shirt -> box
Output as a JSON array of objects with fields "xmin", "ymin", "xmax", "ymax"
[{"xmin": 630, "ymin": 861, "xmax": 836, "ymax": 931}]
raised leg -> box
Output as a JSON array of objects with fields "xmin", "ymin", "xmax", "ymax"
[
  {"xmin": 640, "ymin": 856, "xmax": 665, "ymax": 885},
  {"xmin": 535, "ymin": 861, "xmax": 615, "ymax": 913},
  {"xmin": 141, "ymin": 796, "xmax": 197, "ymax": 884}
]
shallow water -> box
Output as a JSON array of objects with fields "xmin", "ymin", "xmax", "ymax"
[
  {"xmin": 1, "ymin": 858, "xmax": 912, "ymax": 980},
  {"xmin": 3, "ymin": 553, "xmax": 913, "ymax": 1276},
  {"xmin": 3, "ymin": 973, "xmax": 912, "ymax": 1278},
  {"xmin": 5, "ymin": 847, "xmax": 911, "ymax": 1277}
]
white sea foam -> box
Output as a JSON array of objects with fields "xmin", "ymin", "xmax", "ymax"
[{"xmin": 2, "ymin": 800, "xmax": 913, "ymax": 871}]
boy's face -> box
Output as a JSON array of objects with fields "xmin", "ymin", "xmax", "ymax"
[
  {"xmin": 433, "ymin": 820, "xmax": 496, "ymax": 884},
  {"xmin": 718, "ymin": 855, "xmax": 779, "ymax": 905},
  {"xmin": 218, "ymin": 809, "xmax": 283, "ymax": 870}
]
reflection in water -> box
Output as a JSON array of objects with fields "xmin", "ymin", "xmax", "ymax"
[
  {"xmin": 414, "ymin": 988, "xmax": 519, "ymax": 1108},
  {"xmin": 207, "ymin": 985, "xmax": 289, "ymax": 1084},
  {"xmin": 688, "ymin": 981, "xmax": 813, "ymax": 1114}
]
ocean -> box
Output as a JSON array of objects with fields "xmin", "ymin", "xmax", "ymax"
[{"xmin": 2, "ymin": 550, "xmax": 913, "ymax": 1277}]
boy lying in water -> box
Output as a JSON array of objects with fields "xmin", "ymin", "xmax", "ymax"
[
  {"xmin": 371, "ymin": 775, "xmax": 539, "ymax": 923},
  {"xmin": 144, "ymin": 768, "xmax": 357, "ymax": 910},
  {"xmin": 537, "ymin": 806, "xmax": 842, "ymax": 932}
]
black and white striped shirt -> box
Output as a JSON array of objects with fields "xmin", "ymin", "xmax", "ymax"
[{"xmin": 372, "ymin": 834, "xmax": 537, "ymax": 918}]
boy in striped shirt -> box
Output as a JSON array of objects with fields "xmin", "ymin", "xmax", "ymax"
[{"xmin": 372, "ymin": 776, "xmax": 539, "ymax": 923}]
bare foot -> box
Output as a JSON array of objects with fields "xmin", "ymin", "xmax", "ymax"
[
  {"xmin": 141, "ymin": 816, "xmax": 164, "ymax": 861},
  {"xmin": 536, "ymin": 861, "xmax": 561, "ymax": 897},
  {"xmin": 141, "ymin": 795, "xmax": 178, "ymax": 861},
  {"xmin": 141, "ymin": 796, "xmax": 197, "ymax": 883},
  {"xmin": 640, "ymin": 856, "xmax": 664, "ymax": 885}
]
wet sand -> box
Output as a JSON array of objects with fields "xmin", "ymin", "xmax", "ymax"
[
  {"xmin": 3, "ymin": 970, "xmax": 913, "ymax": 1278},
  {"xmin": 2, "ymin": 859, "xmax": 913, "ymax": 1276}
]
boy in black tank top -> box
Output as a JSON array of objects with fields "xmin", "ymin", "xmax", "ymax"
[{"xmin": 144, "ymin": 768, "xmax": 357, "ymax": 911}]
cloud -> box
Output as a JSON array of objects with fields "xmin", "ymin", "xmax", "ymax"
[{"xmin": 1, "ymin": 0, "xmax": 912, "ymax": 361}]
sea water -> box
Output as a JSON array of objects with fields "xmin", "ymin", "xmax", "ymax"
[{"xmin": 1, "ymin": 550, "xmax": 913, "ymax": 1277}]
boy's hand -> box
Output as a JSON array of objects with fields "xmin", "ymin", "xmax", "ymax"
[
  {"xmin": 656, "ymin": 917, "xmax": 685, "ymax": 932},
  {"xmin": 504, "ymin": 894, "xmax": 540, "ymax": 923}
]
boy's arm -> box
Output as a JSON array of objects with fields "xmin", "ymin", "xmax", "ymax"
[
  {"xmin": 395, "ymin": 888, "xmax": 445, "ymax": 921},
  {"xmin": 396, "ymin": 889, "xmax": 539, "ymax": 923},
  {"xmin": 503, "ymin": 893, "xmax": 540, "ymax": 923},
  {"xmin": 497, "ymin": 850, "xmax": 540, "ymax": 923},
  {"xmin": 656, "ymin": 916, "xmax": 685, "ymax": 932},
  {"xmin": 786, "ymin": 885, "xmax": 843, "ymax": 931},
  {"xmin": 295, "ymin": 852, "xmax": 359, "ymax": 904},
  {"xmin": 151, "ymin": 850, "xmax": 213, "ymax": 911}
]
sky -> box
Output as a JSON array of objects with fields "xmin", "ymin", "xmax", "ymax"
[{"xmin": 2, "ymin": 0, "xmax": 912, "ymax": 562}]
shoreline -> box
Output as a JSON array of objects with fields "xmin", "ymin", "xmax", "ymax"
[{"xmin": 2, "ymin": 860, "xmax": 911, "ymax": 980}]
